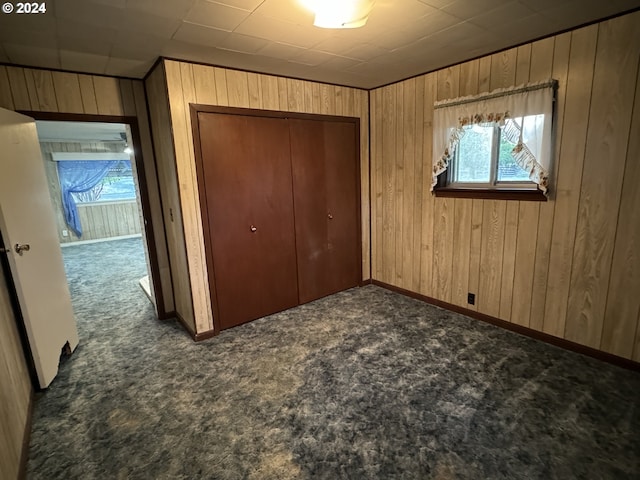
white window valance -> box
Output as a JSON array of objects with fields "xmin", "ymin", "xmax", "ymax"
[{"xmin": 431, "ymin": 79, "xmax": 557, "ymax": 194}]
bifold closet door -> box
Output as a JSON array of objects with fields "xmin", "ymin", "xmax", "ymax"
[
  {"xmin": 289, "ymin": 119, "xmax": 360, "ymax": 304},
  {"xmin": 197, "ymin": 113, "xmax": 299, "ymax": 330}
]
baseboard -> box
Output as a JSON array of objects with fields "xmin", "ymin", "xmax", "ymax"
[
  {"xmin": 194, "ymin": 329, "xmax": 216, "ymax": 342},
  {"xmin": 18, "ymin": 390, "xmax": 34, "ymax": 480},
  {"xmin": 371, "ymin": 280, "xmax": 640, "ymax": 372}
]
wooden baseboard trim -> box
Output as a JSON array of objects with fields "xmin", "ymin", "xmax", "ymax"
[
  {"xmin": 18, "ymin": 390, "xmax": 34, "ymax": 480},
  {"xmin": 157, "ymin": 310, "xmax": 176, "ymax": 321},
  {"xmin": 194, "ymin": 329, "xmax": 216, "ymax": 342},
  {"xmin": 371, "ymin": 280, "xmax": 640, "ymax": 372}
]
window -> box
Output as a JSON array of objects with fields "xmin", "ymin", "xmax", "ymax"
[
  {"xmin": 432, "ymin": 80, "xmax": 556, "ymax": 200},
  {"xmin": 72, "ymin": 160, "xmax": 136, "ymax": 203},
  {"xmin": 449, "ymin": 116, "xmax": 543, "ymax": 188}
]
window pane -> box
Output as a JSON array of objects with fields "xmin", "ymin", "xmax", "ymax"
[
  {"xmin": 497, "ymin": 131, "xmax": 531, "ymax": 182},
  {"xmin": 454, "ymin": 125, "xmax": 492, "ymax": 183},
  {"xmin": 72, "ymin": 160, "xmax": 136, "ymax": 203}
]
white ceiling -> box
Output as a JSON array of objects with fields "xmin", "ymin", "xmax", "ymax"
[{"xmin": 1, "ymin": 0, "xmax": 639, "ymax": 89}]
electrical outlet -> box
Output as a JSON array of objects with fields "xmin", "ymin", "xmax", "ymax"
[
  {"xmin": 467, "ymin": 293, "xmax": 475, "ymax": 305},
  {"xmin": 62, "ymin": 229, "xmax": 69, "ymax": 237}
]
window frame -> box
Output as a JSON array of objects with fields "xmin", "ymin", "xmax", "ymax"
[{"xmin": 434, "ymin": 124, "xmax": 547, "ymax": 202}]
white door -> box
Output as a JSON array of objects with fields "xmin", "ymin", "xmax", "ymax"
[{"xmin": 0, "ymin": 107, "xmax": 78, "ymax": 388}]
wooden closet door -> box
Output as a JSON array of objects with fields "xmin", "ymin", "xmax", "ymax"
[
  {"xmin": 197, "ymin": 112, "xmax": 299, "ymax": 330},
  {"xmin": 289, "ymin": 118, "xmax": 360, "ymax": 304}
]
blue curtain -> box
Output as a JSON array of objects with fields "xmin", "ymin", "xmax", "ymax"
[{"xmin": 57, "ymin": 160, "xmax": 119, "ymax": 237}]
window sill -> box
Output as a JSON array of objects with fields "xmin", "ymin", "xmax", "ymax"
[{"xmin": 433, "ymin": 188, "xmax": 547, "ymax": 201}]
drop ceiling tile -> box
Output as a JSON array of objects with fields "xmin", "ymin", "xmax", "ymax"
[
  {"xmin": 411, "ymin": 8, "xmax": 469, "ymax": 33},
  {"xmin": 214, "ymin": 0, "xmax": 265, "ymax": 10},
  {"xmin": 342, "ymin": 43, "xmax": 390, "ymax": 61},
  {"xmin": 257, "ymin": 41, "xmax": 306, "ymax": 59},
  {"xmin": 55, "ymin": 0, "xmax": 124, "ymax": 28},
  {"xmin": 56, "ymin": 19, "xmax": 118, "ymax": 47},
  {"xmin": 111, "ymin": 32, "xmax": 167, "ymax": 59},
  {"xmin": 0, "ymin": 13, "xmax": 57, "ymax": 33},
  {"xmin": 422, "ymin": 21, "xmax": 488, "ymax": 46},
  {"xmin": 291, "ymin": 48, "xmax": 340, "ymax": 66},
  {"xmin": 172, "ymin": 22, "xmax": 229, "ymax": 47},
  {"xmin": 58, "ymin": 35, "xmax": 113, "ymax": 57},
  {"xmin": 185, "ymin": 1, "xmax": 251, "ymax": 31},
  {"xmin": 320, "ymin": 55, "xmax": 362, "ymax": 70},
  {"xmin": 3, "ymin": 44, "xmax": 61, "ymax": 69},
  {"xmin": 416, "ymin": 0, "xmax": 457, "ymax": 8},
  {"xmin": 312, "ymin": 36, "xmax": 353, "ymax": 56},
  {"xmin": 441, "ymin": 0, "xmax": 513, "ymax": 19},
  {"xmin": 253, "ymin": 0, "xmax": 315, "ymax": 25},
  {"xmin": 105, "ymin": 57, "xmax": 153, "ymax": 77},
  {"xmin": 468, "ymin": 1, "xmax": 536, "ymax": 29},
  {"xmin": 0, "ymin": 27, "xmax": 57, "ymax": 48},
  {"xmin": 234, "ymin": 14, "xmax": 331, "ymax": 48},
  {"xmin": 374, "ymin": 28, "xmax": 425, "ymax": 51},
  {"xmin": 121, "ymin": 11, "xmax": 182, "ymax": 37},
  {"xmin": 366, "ymin": 0, "xmax": 438, "ymax": 28},
  {"xmin": 219, "ymin": 33, "xmax": 269, "ymax": 54},
  {"xmin": 126, "ymin": 0, "xmax": 197, "ymax": 19},
  {"xmin": 161, "ymin": 39, "xmax": 220, "ymax": 61},
  {"xmin": 60, "ymin": 50, "xmax": 109, "ymax": 73}
]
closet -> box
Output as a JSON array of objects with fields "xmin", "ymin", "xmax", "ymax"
[{"xmin": 193, "ymin": 107, "xmax": 361, "ymax": 331}]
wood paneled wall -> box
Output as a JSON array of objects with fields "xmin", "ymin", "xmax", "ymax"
[
  {"xmin": 146, "ymin": 59, "xmax": 370, "ymax": 334},
  {"xmin": 0, "ymin": 264, "xmax": 31, "ymax": 480},
  {"xmin": 370, "ymin": 11, "xmax": 640, "ymax": 361},
  {"xmin": 146, "ymin": 66, "xmax": 195, "ymax": 333},
  {"xmin": 0, "ymin": 66, "xmax": 173, "ymax": 314},
  {"xmin": 39, "ymin": 141, "xmax": 142, "ymax": 243}
]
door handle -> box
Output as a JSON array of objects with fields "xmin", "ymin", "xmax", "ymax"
[
  {"xmin": 14, "ymin": 243, "xmax": 30, "ymax": 255},
  {"xmin": 328, "ymin": 213, "xmax": 334, "ymax": 220},
  {"xmin": 250, "ymin": 225, "xmax": 257, "ymax": 233}
]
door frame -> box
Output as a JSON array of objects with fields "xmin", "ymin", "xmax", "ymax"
[
  {"xmin": 18, "ymin": 110, "xmax": 168, "ymax": 319},
  {"xmin": 190, "ymin": 104, "xmax": 363, "ymax": 335}
]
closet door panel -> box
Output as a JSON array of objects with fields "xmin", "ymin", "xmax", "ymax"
[
  {"xmin": 198, "ymin": 112, "xmax": 298, "ymax": 330},
  {"xmin": 290, "ymin": 119, "xmax": 360, "ymax": 304}
]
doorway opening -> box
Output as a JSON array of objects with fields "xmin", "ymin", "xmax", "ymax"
[{"xmin": 33, "ymin": 119, "xmax": 157, "ymax": 321}]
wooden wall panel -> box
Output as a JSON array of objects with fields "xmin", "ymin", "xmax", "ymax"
[
  {"xmin": 542, "ymin": 25, "xmax": 598, "ymax": 337},
  {"xmin": 0, "ymin": 267, "xmax": 32, "ymax": 480},
  {"xmin": 0, "ymin": 65, "xmax": 172, "ymax": 316},
  {"xmin": 565, "ymin": 14, "xmax": 640, "ymax": 348},
  {"xmin": 158, "ymin": 59, "xmax": 370, "ymax": 334},
  {"xmin": 370, "ymin": 11, "xmax": 640, "ymax": 360},
  {"xmin": 145, "ymin": 65, "xmax": 195, "ymax": 332}
]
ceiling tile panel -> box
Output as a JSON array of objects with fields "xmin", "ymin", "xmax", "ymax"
[
  {"xmin": 1, "ymin": 0, "xmax": 637, "ymax": 88},
  {"xmin": 257, "ymin": 41, "xmax": 306, "ymax": 59},
  {"xmin": 54, "ymin": 0, "xmax": 124, "ymax": 28},
  {"xmin": 105, "ymin": 57, "xmax": 154, "ymax": 77},
  {"xmin": 219, "ymin": 33, "xmax": 270, "ymax": 54},
  {"xmin": 120, "ymin": 11, "xmax": 182, "ymax": 37},
  {"xmin": 213, "ymin": 0, "xmax": 266, "ymax": 11},
  {"xmin": 60, "ymin": 50, "xmax": 109, "ymax": 73},
  {"xmin": 185, "ymin": 1, "xmax": 252, "ymax": 31},
  {"xmin": 172, "ymin": 22, "xmax": 230, "ymax": 47},
  {"xmin": 126, "ymin": 0, "xmax": 197, "ymax": 19},
  {"xmin": 4, "ymin": 44, "xmax": 61, "ymax": 69},
  {"xmin": 254, "ymin": 0, "xmax": 315, "ymax": 25},
  {"xmin": 468, "ymin": 1, "xmax": 536, "ymax": 29}
]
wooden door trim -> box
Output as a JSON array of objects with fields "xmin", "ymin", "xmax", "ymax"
[
  {"xmin": 17, "ymin": 110, "xmax": 168, "ymax": 320},
  {"xmin": 190, "ymin": 104, "xmax": 361, "ymax": 125},
  {"xmin": 190, "ymin": 104, "xmax": 363, "ymax": 334}
]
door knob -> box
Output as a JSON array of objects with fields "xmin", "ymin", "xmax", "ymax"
[
  {"xmin": 328, "ymin": 213, "xmax": 333, "ymax": 220},
  {"xmin": 14, "ymin": 243, "xmax": 30, "ymax": 255},
  {"xmin": 250, "ymin": 225, "xmax": 257, "ymax": 233}
]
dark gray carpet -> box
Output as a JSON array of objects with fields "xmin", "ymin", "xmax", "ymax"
[{"xmin": 27, "ymin": 237, "xmax": 640, "ymax": 479}]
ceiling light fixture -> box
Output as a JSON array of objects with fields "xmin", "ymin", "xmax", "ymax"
[{"xmin": 300, "ymin": 0, "xmax": 376, "ymax": 29}]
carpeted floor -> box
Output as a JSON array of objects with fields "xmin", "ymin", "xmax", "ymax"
[{"xmin": 27, "ymin": 237, "xmax": 640, "ymax": 479}]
